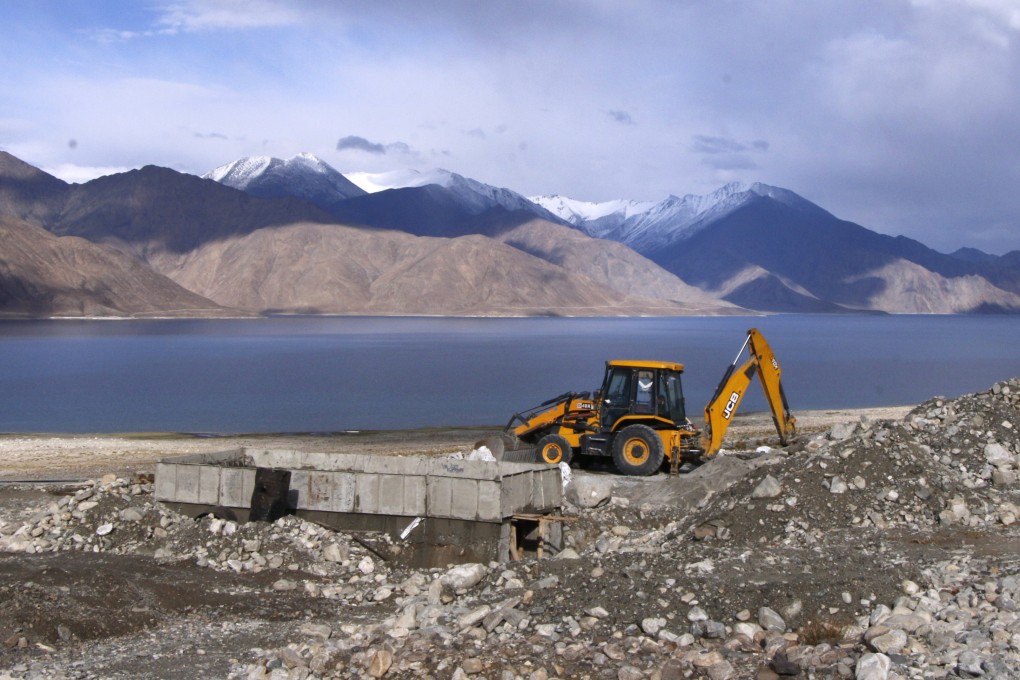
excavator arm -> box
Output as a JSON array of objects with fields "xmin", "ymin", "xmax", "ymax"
[{"xmin": 701, "ymin": 328, "xmax": 796, "ymax": 456}]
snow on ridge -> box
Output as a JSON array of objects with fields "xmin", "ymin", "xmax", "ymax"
[
  {"xmin": 532, "ymin": 181, "xmax": 789, "ymax": 225},
  {"xmin": 346, "ymin": 168, "xmax": 435, "ymax": 193},
  {"xmin": 204, "ymin": 156, "xmax": 274, "ymax": 186},
  {"xmin": 345, "ymin": 169, "xmax": 563, "ymax": 223},
  {"xmin": 206, "ymin": 152, "xmax": 804, "ymax": 245},
  {"xmin": 528, "ymin": 180, "xmax": 802, "ymax": 249},
  {"xmin": 288, "ymin": 152, "xmax": 333, "ymax": 172},
  {"xmin": 205, "ymin": 152, "xmax": 341, "ymax": 187},
  {"xmin": 530, "ymin": 195, "xmax": 655, "ymax": 225}
]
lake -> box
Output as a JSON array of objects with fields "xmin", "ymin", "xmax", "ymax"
[{"xmin": 0, "ymin": 315, "xmax": 1017, "ymax": 434}]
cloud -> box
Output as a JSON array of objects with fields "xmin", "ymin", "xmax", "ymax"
[
  {"xmin": 336, "ymin": 136, "xmax": 415, "ymax": 156},
  {"xmin": 85, "ymin": 28, "xmax": 150, "ymax": 43},
  {"xmin": 690, "ymin": 135, "xmax": 770, "ymax": 155},
  {"xmin": 336, "ymin": 136, "xmax": 387, "ymax": 154},
  {"xmin": 691, "ymin": 136, "xmax": 746, "ymax": 155},
  {"xmin": 194, "ymin": 131, "xmax": 228, "ymax": 140},
  {"xmin": 83, "ymin": 0, "xmax": 306, "ymax": 44},
  {"xmin": 687, "ymin": 135, "xmax": 769, "ymax": 172},
  {"xmin": 608, "ymin": 110, "xmax": 635, "ymax": 125},
  {"xmin": 155, "ymin": 0, "xmax": 306, "ymax": 33},
  {"xmin": 43, "ymin": 163, "xmax": 133, "ymax": 184}
]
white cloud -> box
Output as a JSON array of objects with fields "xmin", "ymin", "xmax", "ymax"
[
  {"xmin": 44, "ymin": 163, "xmax": 134, "ymax": 184},
  {"xmin": 155, "ymin": 0, "xmax": 307, "ymax": 33}
]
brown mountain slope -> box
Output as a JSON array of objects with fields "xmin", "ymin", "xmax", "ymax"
[
  {"xmin": 0, "ymin": 215, "xmax": 233, "ymax": 318},
  {"xmin": 496, "ymin": 219, "xmax": 741, "ymax": 314},
  {"xmin": 843, "ymin": 259, "xmax": 1020, "ymax": 313},
  {"xmin": 148, "ymin": 222, "xmax": 714, "ymax": 316},
  {"xmin": 0, "ymin": 151, "xmax": 68, "ymax": 225},
  {"xmin": 53, "ymin": 165, "xmax": 335, "ymax": 254}
]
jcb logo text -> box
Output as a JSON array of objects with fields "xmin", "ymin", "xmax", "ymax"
[{"xmin": 722, "ymin": 391, "xmax": 740, "ymax": 419}]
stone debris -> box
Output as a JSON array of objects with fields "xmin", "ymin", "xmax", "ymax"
[{"xmin": 0, "ymin": 377, "xmax": 1018, "ymax": 679}]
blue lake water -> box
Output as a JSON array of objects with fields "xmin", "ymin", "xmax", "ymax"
[{"xmin": 0, "ymin": 315, "xmax": 1017, "ymax": 434}]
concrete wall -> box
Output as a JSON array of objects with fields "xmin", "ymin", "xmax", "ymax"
[{"xmin": 155, "ymin": 449, "xmax": 561, "ymax": 523}]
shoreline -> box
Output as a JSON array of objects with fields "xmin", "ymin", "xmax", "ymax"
[{"xmin": 0, "ymin": 405, "xmax": 911, "ymax": 481}]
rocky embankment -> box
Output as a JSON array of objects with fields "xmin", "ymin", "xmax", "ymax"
[{"xmin": 1, "ymin": 380, "xmax": 1019, "ymax": 679}]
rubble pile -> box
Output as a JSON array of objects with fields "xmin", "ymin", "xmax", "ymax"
[
  {"xmin": 0, "ymin": 475, "xmax": 401, "ymax": 596},
  {"xmin": 1, "ymin": 378, "xmax": 1019, "ymax": 679},
  {"xmin": 687, "ymin": 378, "xmax": 1020, "ymax": 551}
]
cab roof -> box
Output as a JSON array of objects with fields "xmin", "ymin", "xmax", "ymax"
[{"xmin": 606, "ymin": 360, "xmax": 684, "ymax": 372}]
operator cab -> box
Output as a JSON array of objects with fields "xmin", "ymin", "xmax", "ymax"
[{"xmin": 599, "ymin": 360, "xmax": 687, "ymax": 430}]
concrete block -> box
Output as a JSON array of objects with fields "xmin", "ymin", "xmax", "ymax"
[
  {"xmin": 550, "ymin": 472, "xmax": 562, "ymax": 503},
  {"xmin": 477, "ymin": 481, "xmax": 501, "ymax": 521},
  {"xmin": 220, "ymin": 468, "xmax": 248, "ymax": 507},
  {"xmin": 378, "ymin": 474, "xmax": 406, "ymax": 515},
  {"xmin": 198, "ymin": 466, "xmax": 221, "ymax": 505},
  {"xmin": 312, "ymin": 452, "xmax": 355, "ymax": 471},
  {"xmin": 321, "ymin": 453, "xmax": 361, "ymax": 472},
  {"xmin": 363, "ymin": 455, "xmax": 428, "ymax": 476},
  {"xmin": 540, "ymin": 470, "xmax": 562, "ymax": 507},
  {"xmin": 428, "ymin": 458, "xmax": 499, "ymax": 481},
  {"xmin": 175, "ymin": 465, "xmax": 201, "ymax": 504},
  {"xmin": 241, "ymin": 469, "xmax": 256, "ymax": 505},
  {"xmin": 428, "ymin": 476, "xmax": 453, "ymax": 518},
  {"xmin": 303, "ymin": 472, "xmax": 334, "ymax": 511},
  {"xmin": 502, "ymin": 473, "xmax": 529, "ymax": 515},
  {"xmin": 332, "ymin": 473, "xmax": 356, "ymax": 512},
  {"xmin": 245, "ymin": 449, "xmax": 276, "ymax": 468},
  {"xmin": 355, "ymin": 473, "xmax": 380, "ymax": 514},
  {"xmin": 288, "ymin": 470, "xmax": 309, "ymax": 507},
  {"xmin": 154, "ymin": 463, "xmax": 176, "ymax": 501},
  {"xmin": 405, "ymin": 476, "xmax": 426, "ymax": 516},
  {"xmin": 450, "ymin": 479, "xmax": 479, "ymax": 520}
]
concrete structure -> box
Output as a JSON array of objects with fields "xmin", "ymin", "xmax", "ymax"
[{"xmin": 155, "ymin": 449, "xmax": 563, "ymax": 565}]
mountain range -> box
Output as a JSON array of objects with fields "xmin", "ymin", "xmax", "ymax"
[{"xmin": 1, "ymin": 150, "xmax": 1017, "ymax": 318}]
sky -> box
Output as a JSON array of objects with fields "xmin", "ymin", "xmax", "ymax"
[{"xmin": 2, "ymin": 0, "xmax": 1019, "ymax": 255}]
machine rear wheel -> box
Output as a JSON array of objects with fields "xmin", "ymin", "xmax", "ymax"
[
  {"xmin": 536, "ymin": 433, "xmax": 573, "ymax": 466},
  {"xmin": 611, "ymin": 424, "xmax": 664, "ymax": 476}
]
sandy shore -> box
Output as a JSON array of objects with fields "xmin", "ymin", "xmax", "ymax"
[{"xmin": 0, "ymin": 405, "xmax": 911, "ymax": 481}]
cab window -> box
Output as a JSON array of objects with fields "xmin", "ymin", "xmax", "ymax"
[
  {"xmin": 659, "ymin": 371, "xmax": 686, "ymax": 423},
  {"xmin": 634, "ymin": 370, "xmax": 655, "ymax": 413},
  {"xmin": 602, "ymin": 367, "xmax": 632, "ymax": 428}
]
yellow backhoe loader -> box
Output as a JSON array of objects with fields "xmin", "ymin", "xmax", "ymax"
[{"xmin": 497, "ymin": 328, "xmax": 796, "ymax": 476}]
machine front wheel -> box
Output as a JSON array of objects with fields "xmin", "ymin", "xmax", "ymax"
[
  {"xmin": 536, "ymin": 433, "xmax": 573, "ymax": 466},
  {"xmin": 611, "ymin": 424, "xmax": 664, "ymax": 476}
]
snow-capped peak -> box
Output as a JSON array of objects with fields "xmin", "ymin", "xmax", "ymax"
[
  {"xmin": 530, "ymin": 181, "xmax": 814, "ymax": 252},
  {"xmin": 204, "ymin": 155, "xmax": 275, "ymax": 187},
  {"xmin": 204, "ymin": 152, "xmax": 348, "ymax": 188},
  {"xmin": 204, "ymin": 153, "xmax": 366, "ymax": 203}
]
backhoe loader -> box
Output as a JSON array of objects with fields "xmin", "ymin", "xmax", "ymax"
[{"xmin": 497, "ymin": 328, "xmax": 796, "ymax": 476}]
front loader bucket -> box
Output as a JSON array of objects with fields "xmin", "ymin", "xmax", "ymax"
[
  {"xmin": 500, "ymin": 444, "xmax": 538, "ymax": 463},
  {"xmin": 476, "ymin": 433, "xmax": 537, "ymax": 463}
]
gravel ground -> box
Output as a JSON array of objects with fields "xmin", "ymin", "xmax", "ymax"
[{"xmin": 5, "ymin": 391, "xmax": 1020, "ymax": 680}]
